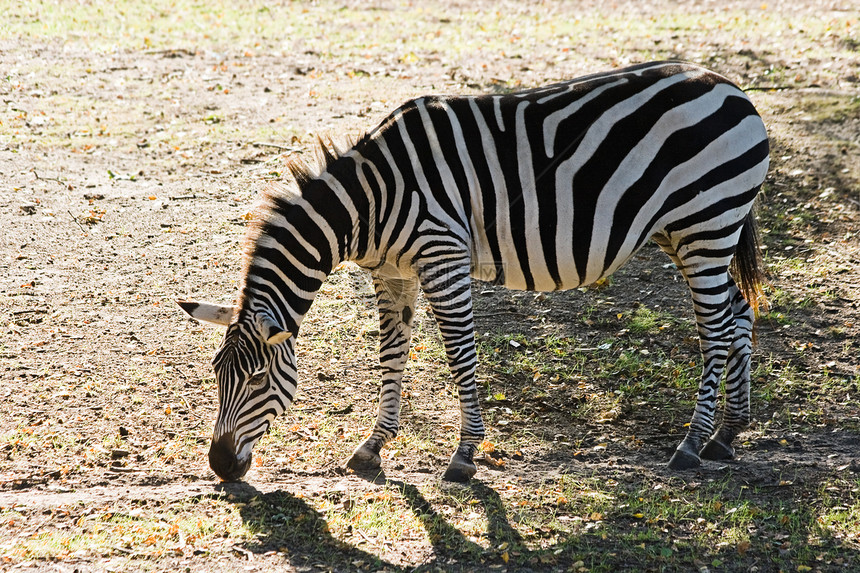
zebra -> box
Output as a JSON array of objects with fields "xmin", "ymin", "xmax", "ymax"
[{"xmin": 179, "ymin": 61, "xmax": 769, "ymax": 483}]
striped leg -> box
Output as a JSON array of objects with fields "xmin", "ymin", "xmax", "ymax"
[
  {"xmin": 347, "ymin": 275, "xmax": 419, "ymax": 471},
  {"xmin": 419, "ymin": 262, "xmax": 485, "ymax": 482},
  {"xmin": 655, "ymin": 233, "xmax": 738, "ymax": 470},
  {"xmin": 669, "ymin": 266, "xmax": 737, "ymax": 470},
  {"xmin": 700, "ymin": 280, "xmax": 753, "ymax": 460}
]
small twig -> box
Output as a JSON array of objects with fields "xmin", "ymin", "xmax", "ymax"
[
  {"xmin": 107, "ymin": 466, "xmax": 141, "ymax": 473},
  {"xmin": 33, "ymin": 170, "xmax": 66, "ymax": 186},
  {"xmin": 68, "ymin": 210, "xmax": 87, "ymax": 233},
  {"xmin": 111, "ymin": 546, "xmax": 134, "ymax": 555},
  {"xmin": 743, "ymin": 85, "xmax": 796, "ymax": 92},
  {"xmin": 144, "ymin": 48, "xmax": 196, "ymax": 58},
  {"xmin": 11, "ymin": 308, "xmax": 48, "ymax": 315},
  {"xmin": 231, "ymin": 545, "xmax": 254, "ymax": 560},
  {"xmin": 356, "ymin": 529, "xmax": 376, "ymax": 546},
  {"xmin": 251, "ymin": 142, "xmax": 303, "ymax": 152},
  {"xmin": 474, "ymin": 310, "xmax": 531, "ymax": 319}
]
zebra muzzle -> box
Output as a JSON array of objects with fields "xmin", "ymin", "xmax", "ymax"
[{"xmin": 209, "ymin": 433, "xmax": 251, "ymax": 482}]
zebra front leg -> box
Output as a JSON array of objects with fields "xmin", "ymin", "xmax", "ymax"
[
  {"xmin": 700, "ymin": 282, "xmax": 753, "ymax": 461},
  {"xmin": 668, "ymin": 275, "xmax": 736, "ymax": 470},
  {"xmin": 420, "ymin": 265, "xmax": 484, "ymax": 482},
  {"xmin": 347, "ymin": 276, "xmax": 419, "ymax": 472}
]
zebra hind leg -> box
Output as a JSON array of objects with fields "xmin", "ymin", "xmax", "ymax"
[
  {"xmin": 346, "ymin": 276, "xmax": 419, "ymax": 472},
  {"xmin": 660, "ymin": 247, "xmax": 737, "ymax": 471},
  {"xmin": 700, "ymin": 281, "xmax": 753, "ymax": 461}
]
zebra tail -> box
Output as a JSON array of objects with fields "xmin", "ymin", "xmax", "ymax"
[{"xmin": 731, "ymin": 203, "xmax": 769, "ymax": 326}]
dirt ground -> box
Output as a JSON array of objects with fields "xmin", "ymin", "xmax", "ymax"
[{"xmin": 1, "ymin": 1, "xmax": 858, "ymax": 571}]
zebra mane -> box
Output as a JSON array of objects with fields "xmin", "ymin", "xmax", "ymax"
[
  {"xmin": 286, "ymin": 135, "xmax": 364, "ymax": 189},
  {"xmin": 288, "ymin": 136, "xmax": 342, "ymax": 187},
  {"xmin": 237, "ymin": 135, "xmax": 362, "ymax": 313},
  {"xmin": 254, "ymin": 136, "xmax": 358, "ymax": 215}
]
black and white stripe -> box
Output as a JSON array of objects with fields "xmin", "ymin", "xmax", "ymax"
[{"xmin": 182, "ymin": 61, "xmax": 769, "ymax": 481}]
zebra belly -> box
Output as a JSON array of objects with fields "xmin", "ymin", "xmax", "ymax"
[{"xmin": 469, "ymin": 240, "xmax": 638, "ymax": 292}]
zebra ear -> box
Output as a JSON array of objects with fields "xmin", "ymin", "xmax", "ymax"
[
  {"xmin": 267, "ymin": 330, "xmax": 292, "ymax": 345},
  {"xmin": 256, "ymin": 312, "xmax": 293, "ymax": 345},
  {"xmin": 177, "ymin": 300, "xmax": 236, "ymax": 327}
]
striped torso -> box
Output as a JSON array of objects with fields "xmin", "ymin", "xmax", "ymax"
[{"xmin": 351, "ymin": 61, "xmax": 768, "ymax": 291}]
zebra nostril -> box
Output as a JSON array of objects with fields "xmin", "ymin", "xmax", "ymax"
[{"xmin": 208, "ymin": 434, "xmax": 251, "ymax": 482}]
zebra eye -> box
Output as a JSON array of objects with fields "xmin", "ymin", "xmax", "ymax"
[{"xmin": 247, "ymin": 369, "xmax": 267, "ymax": 389}]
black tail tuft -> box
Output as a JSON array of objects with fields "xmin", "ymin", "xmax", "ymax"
[{"xmin": 731, "ymin": 206, "xmax": 769, "ymax": 319}]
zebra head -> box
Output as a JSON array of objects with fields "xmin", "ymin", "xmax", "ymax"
[{"xmin": 178, "ymin": 300, "xmax": 295, "ymax": 481}]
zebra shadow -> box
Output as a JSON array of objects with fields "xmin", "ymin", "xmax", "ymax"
[
  {"xmin": 214, "ymin": 480, "xmax": 403, "ymax": 571},
  {"xmin": 362, "ymin": 472, "xmax": 525, "ymax": 568},
  {"xmin": 211, "ymin": 467, "xmax": 860, "ymax": 571},
  {"xmin": 215, "ymin": 474, "xmax": 524, "ymax": 571}
]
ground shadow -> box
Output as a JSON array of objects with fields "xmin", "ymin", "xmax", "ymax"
[
  {"xmin": 215, "ymin": 480, "xmax": 404, "ymax": 572},
  {"xmin": 224, "ymin": 464, "xmax": 860, "ymax": 572},
  {"xmin": 364, "ymin": 472, "xmax": 525, "ymax": 570}
]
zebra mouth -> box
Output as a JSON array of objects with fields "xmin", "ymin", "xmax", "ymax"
[{"xmin": 209, "ymin": 433, "xmax": 252, "ymax": 482}]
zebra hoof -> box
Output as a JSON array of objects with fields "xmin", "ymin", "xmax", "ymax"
[
  {"xmin": 346, "ymin": 446, "xmax": 382, "ymax": 471},
  {"xmin": 700, "ymin": 438, "xmax": 735, "ymax": 461},
  {"xmin": 442, "ymin": 461, "xmax": 476, "ymax": 483},
  {"xmin": 667, "ymin": 448, "xmax": 701, "ymax": 471},
  {"xmin": 442, "ymin": 446, "xmax": 477, "ymax": 483}
]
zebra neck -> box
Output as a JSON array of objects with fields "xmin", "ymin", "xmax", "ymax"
[{"xmin": 240, "ymin": 170, "xmax": 367, "ymax": 336}]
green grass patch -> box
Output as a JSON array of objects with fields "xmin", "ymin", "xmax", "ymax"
[
  {"xmin": 0, "ymin": 498, "xmax": 248, "ymax": 562},
  {"xmin": 796, "ymin": 94, "xmax": 860, "ymax": 124},
  {"xmin": 477, "ymin": 332, "xmax": 700, "ymax": 416}
]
